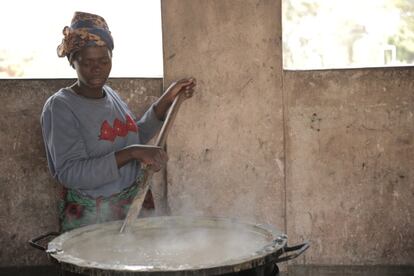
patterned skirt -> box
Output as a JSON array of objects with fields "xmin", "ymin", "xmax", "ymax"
[{"xmin": 58, "ymin": 179, "xmax": 155, "ymax": 232}]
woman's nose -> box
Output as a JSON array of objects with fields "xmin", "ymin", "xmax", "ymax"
[{"xmin": 91, "ymin": 63, "xmax": 102, "ymax": 73}]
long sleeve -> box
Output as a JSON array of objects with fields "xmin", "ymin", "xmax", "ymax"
[
  {"xmin": 41, "ymin": 97, "xmax": 120, "ymax": 190},
  {"xmin": 136, "ymin": 104, "xmax": 164, "ymax": 144}
]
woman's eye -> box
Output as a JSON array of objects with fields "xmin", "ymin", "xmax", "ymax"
[
  {"xmin": 100, "ymin": 59, "xmax": 110, "ymax": 65},
  {"xmin": 78, "ymin": 59, "xmax": 110, "ymax": 67},
  {"xmin": 80, "ymin": 61, "xmax": 91, "ymax": 67}
]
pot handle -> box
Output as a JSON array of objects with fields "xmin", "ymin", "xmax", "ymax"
[
  {"xmin": 28, "ymin": 232, "xmax": 60, "ymax": 251},
  {"xmin": 276, "ymin": 241, "xmax": 310, "ymax": 263}
]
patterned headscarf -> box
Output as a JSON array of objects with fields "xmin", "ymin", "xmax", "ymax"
[{"xmin": 57, "ymin": 11, "xmax": 114, "ymax": 58}]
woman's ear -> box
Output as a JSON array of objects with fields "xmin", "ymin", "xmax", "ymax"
[{"xmin": 68, "ymin": 52, "xmax": 77, "ymax": 69}]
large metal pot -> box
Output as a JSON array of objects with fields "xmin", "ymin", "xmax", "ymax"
[{"xmin": 30, "ymin": 216, "xmax": 308, "ymax": 276}]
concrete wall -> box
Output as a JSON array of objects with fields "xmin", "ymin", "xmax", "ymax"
[
  {"xmin": 162, "ymin": 0, "xmax": 285, "ymax": 230},
  {"xmin": 0, "ymin": 78, "xmax": 163, "ymax": 266},
  {"xmin": 284, "ymin": 69, "xmax": 414, "ymax": 265},
  {"xmin": 161, "ymin": 0, "xmax": 413, "ymax": 267}
]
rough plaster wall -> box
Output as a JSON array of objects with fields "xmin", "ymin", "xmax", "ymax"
[
  {"xmin": 0, "ymin": 78, "xmax": 162, "ymax": 266},
  {"xmin": 162, "ymin": 0, "xmax": 413, "ymax": 267},
  {"xmin": 284, "ymin": 69, "xmax": 414, "ymax": 265},
  {"xmin": 162, "ymin": 0, "xmax": 285, "ymax": 228}
]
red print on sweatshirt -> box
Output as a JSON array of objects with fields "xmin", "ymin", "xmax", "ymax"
[
  {"xmin": 113, "ymin": 119, "xmax": 128, "ymax": 137},
  {"xmin": 125, "ymin": 114, "xmax": 138, "ymax": 132},
  {"xmin": 99, "ymin": 120, "xmax": 117, "ymax": 142},
  {"xmin": 99, "ymin": 115, "xmax": 138, "ymax": 142}
]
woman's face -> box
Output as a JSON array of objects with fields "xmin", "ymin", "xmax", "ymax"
[{"xmin": 72, "ymin": 46, "xmax": 112, "ymax": 89}]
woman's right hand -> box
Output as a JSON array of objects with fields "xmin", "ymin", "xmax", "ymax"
[
  {"xmin": 130, "ymin": 145, "xmax": 168, "ymax": 171},
  {"xmin": 115, "ymin": 145, "xmax": 168, "ymax": 172}
]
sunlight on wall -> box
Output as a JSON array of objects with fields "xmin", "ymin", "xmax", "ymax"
[
  {"xmin": 283, "ymin": 0, "xmax": 414, "ymax": 70},
  {"xmin": 0, "ymin": 0, "xmax": 163, "ymax": 78}
]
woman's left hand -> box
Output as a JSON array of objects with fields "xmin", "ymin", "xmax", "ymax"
[
  {"xmin": 154, "ymin": 78, "xmax": 196, "ymax": 120},
  {"xmin": 164, "ymin": 78, "xmax": 196, "ymax": 102}
]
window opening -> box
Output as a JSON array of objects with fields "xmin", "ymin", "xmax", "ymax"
[
  {"xmin": 283, "ymin": 0, "xmax": 414, "ymax": 70},
  {"xmin": 0, "ymin": 0, "xmax": 163, "ymax": 78}
]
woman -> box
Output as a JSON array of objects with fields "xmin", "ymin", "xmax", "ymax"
[{"xmin": 41, "ymin": 11, "xmax": 196, "ymax": 232}]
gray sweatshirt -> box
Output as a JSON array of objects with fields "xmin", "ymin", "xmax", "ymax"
[{"xmin": 40, "ymin": 85, "xmax": 163, "ymax": 198}]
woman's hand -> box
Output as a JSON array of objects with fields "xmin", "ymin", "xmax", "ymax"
[
  {"xmin": 154, "ymin": 78, "xmax": 196, "ymax": 120},
  {"xmin": 165, "ymin": 78, "xmax": 196, "ymax": 101},
  {"xmin": 116, "ymin": 145, "xmax": 168, "ymax": 172},
  {"xmin": 131, "ymin": 145, "xmax": 168, "ymax": 171}
]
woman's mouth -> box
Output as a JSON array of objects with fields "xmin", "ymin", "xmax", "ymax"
[{"xmin": 89, "ymin": 78, "xmax": 105, "ymax": 85}]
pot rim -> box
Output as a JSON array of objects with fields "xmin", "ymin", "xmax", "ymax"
[{"xmin": 48, "ymin": 216, "xmax": 288, "ymax": 275}]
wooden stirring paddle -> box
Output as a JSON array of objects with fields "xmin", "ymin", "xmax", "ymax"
[{"xmin": 120, "ymin": 93, "xmax": 186, "ymax": 233}]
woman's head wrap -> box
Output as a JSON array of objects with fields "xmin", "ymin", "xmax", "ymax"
[{"xmin": 57, "ymin": 11, "xmax": 114, "ymax": 58}]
